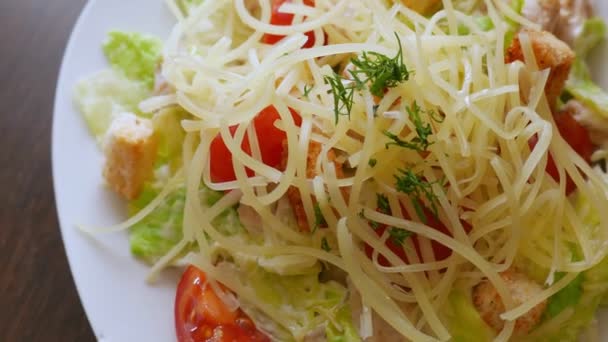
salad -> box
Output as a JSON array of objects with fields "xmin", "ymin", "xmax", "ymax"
[{"xmin": 74, "ymin": 0, "xmax": 608, "ymax": 341}]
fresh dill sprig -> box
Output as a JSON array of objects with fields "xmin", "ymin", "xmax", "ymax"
[
  {"xmin": 388, "ymin": 227, "xmax": 413, "ymax": 245},
  {"xmin": 313, "ymin": 203, "xmax": 327, "ymax": 233},
  {"xmin": 321, "ymin": 237, "xmax": 332, "ymax": 252},
  {"xmin": 383, "ymin": 101, "xmax": 441, "ymax": 152},
  {"xmin": 394, "ymin": 168, "xmax": 445, "ymax": 222},
  {"xmin": 349, "ymin": 33, "xmax": 410, "ymax": 97},
  {"xmin": 376, "ymin": 193, "xmax": 391, "ymax": 214},
  {"xmin": 303, "ymin": 84, "xmax": 313, "ymax": 98},
  {"xmin": 324, "ymin": 72, "xmax": 356, "ymax": 123}
]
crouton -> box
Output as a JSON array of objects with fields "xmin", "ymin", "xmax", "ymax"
[
  {"xmin": 283, "ymin": 139, "xmax": 344, "ymax": 232},
  {"xmin": 103, "ymin": 113, "xmax": 158, "ymax": 200},
  {"xmin": 472, "ymin": 269, "xmax": 547, "ymax": 335},
  {"xmin": 505, "ymin": 29, "xmax": 575, "ymax": 109}
]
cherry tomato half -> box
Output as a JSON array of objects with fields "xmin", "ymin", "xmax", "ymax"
[
  {"xmin": 528, "ymin": 110, "xmax": 594, "ymax": 195},
  {"xmin": 262, "ymin": 0, "xmax": 320, "ymax": 48},
  {"xmin": 209, "ymin": 106, "xmax": 301, "ymax": 183},
  {"xmin": 365, "ymin": 205, "xmax": 471, "ymax": 266},
  {"xmin": 175, "ymin": 265, "xmax": 270, "ymax": 342}
]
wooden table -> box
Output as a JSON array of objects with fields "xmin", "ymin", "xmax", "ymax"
[{"xmin": 0, "ymin": 0, "xmax": 95, "ymax": 341}]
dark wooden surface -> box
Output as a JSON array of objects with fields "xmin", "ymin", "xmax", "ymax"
[{"xmin": 0, "ymin": 0, "xmax": 95, "ymax": 341}]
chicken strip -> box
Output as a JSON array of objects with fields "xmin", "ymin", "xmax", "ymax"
[
  {"xmin": 473, "ymin": 269, "xmax": 547, "ymax": 335},
  {"xmin": 283, "ymin": 139, "xmax": 344, "ymax": 232},
  {"xmin": 506, "ymin": 29, "xmax": 575, "ymax": 109}
]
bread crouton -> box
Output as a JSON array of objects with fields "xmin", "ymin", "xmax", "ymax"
[
  {"xmin": 472, "ymin": 269, "xmax": 547, "ymax": 335},
  {"xmin": 283, "ymin": 139, "xmax": 344, "ymax": 232},
  {"xmin": 506, "ymin": 29, "xmax": 575, "ymax": 109},
  {"xmin": 103, "ymin": 113, "xmax": 158, "ymax": 200}
]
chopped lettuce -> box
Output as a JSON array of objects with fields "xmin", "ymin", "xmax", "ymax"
[
  {"xmin": 75, "ymin": 31, "xmax": 163, "ymax": 142},
  {"xmin": 129, "ymin": 184, "xmax": 241, "ymax": 263},
  {"xmin": 177, "ymin": 0, "xmax": 204, "ymax": 16},
  {"xmin": 564, "ymin": 18, "xmax": 608, "ymax": 119},
  {"xmin": 326, "ymin": 306, "xmax": 361, "ymax": 342},
  {"xmin": 566, "ymin": 59, "xmax": 608, "ymax": 119},
  {"xmin": 236, "ymin": 260, "xmax": 358, "ymax": 341},
  {"xmin": 543, "ymin": 273, "xmax": 584, "ymax": 319},
  {"xmin": 74, "ymin": 70, "xmax": 149, "ymax": 142},
  {"xmin": 574, "ymin": 17, "xmax": 607, "ymax": 58},
  {"xmin": 152, "ymin": 107, "xmax": 188, "ymax": 172},
  {"xmin": 524, "ymin": 194, "xmax": 608, "ymax": 341},
  {"xmin": 445, "ymin": 290, "xmax": 495, "ymax": 342},
  {"xmin": 103, "ymin": 31, "xmax": 162, "ymax": 89}
]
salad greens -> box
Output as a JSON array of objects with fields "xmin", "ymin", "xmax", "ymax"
[
  {"xmin": 103, "ymin": 31, "xmax": 162, "ymax": 89},
  {"xmin": 565, "ymin": 18, "xmax": 608, "ymax": 119}
]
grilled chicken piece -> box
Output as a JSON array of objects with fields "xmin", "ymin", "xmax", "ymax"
[
  {"xmin": 506, "ymin": 29, "xmax": 575, "ymax": 109},
  {"xmin": 103, "ymin": 113, "xmax": 158, "ymax": 200},
  {"xmin": 473, "ymin": 269, "xmax": 547, "ymax": 335},
  {"xmin": 283, "ymin": 139, "xmax": 344, "ymax": 232}
]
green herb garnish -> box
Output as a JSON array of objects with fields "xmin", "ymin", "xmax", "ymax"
[
  {"xmin": 321, "ymin": 237, "xmax": 332, "ymax": 252},
  {"xmin": 349, "ymin": 33, "xmax": 410, "ymax": 97},
  {"xmin": 383, "ymin": 101, "xmax": 441, "ymax": 152},
  {"xmin": 376, "ymin": 193, "xmax": 391, "ymax": 214},
  {"xmin": 324, "ymin": 72, "xmax": 356, "ymax": 123},
  {"xmin": 394, "ymin": 168, "xmax": 444, "ymax": 222},
  {"xmin": 313, "ymin": 203, "xmax": 327, "ymax": 233},
  {"xmin": 368, "ymin": 158, "xmax": 378, "ymax": 168},
  {"xmin": 303, "ymin": 84, "xmax": 313, "ymax": 98},
  {"xmin": 388, "ymin": 227, "xmax": 413, "ymax": 245}
]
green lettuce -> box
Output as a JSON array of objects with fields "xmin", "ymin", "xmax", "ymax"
[
  {"xmin": 74, "ymin": 70, "xmax": 149, "ymax": 142},
  {"xmin": 543, "ymin": 273, "xmax": 584, "ymax": 319},
  {"xmin": 103, "ymin": 31, "xmax": 162, "ymax": 89},
  {"xmin": 565, "ymin": 18, "xmax": 608, "ymax": 119},
  {"xmin": 152, "ymin": 107, "xmax": 188, "ymax": 172},
  {"xmin": 177, "ymin": 0, "xmax": 204, "ymax": 16},
  {"xmin": 574, "ymin": 17, "xmax": 607, "ymax": 58},
  {"xmin": 445, "ymin": 290, "xmax": 495, "ymax": 342},
  {"xmin": 129, "ymin": 184, "xmax": 241, "ymax": 263},
  {"xmin": 237, "ymin": 261, "xmax": 359, "ymax": 341}
]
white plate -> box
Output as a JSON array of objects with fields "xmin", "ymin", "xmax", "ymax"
[{"xmin": 52, "ymin": 1, "xmax": 608, "ymax": 341}]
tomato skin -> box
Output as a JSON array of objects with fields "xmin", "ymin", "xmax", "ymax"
[
  {"xmin": 175, "ymin": 265, "xmax": 270, "ymax": 342},
  {"xmin": 262, "ymin": 0, "xmax": 320, "ymax": 48},
  {"xmin": 209, "ymin": 106, "xmax": 301, "ymax": 183},
  {"xmin": 528, "ymin": 111, "xmax": 594, "ymax": 195},
  {"xmin": 364, "ymin": 205, "xmax": 469, "ymax": 266}
]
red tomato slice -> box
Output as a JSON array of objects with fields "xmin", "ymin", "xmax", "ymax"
[
  {"xmin": 175, "ymin": 265, "xmax": 270, "ymax": 342},
  {"xmin": 364, "ymin": 205, "xmax": 471, "ymax": 266},
  {"xmin": 528, "ymin": 110, "xmax": 594, "ymax": 195},
  {"xmin": 262, "ymin": 0, "xmax": 320, "ymax": 48},
  {"xmin": 209, "ymin": 106, "xmax": 301, "ymax": 183}
]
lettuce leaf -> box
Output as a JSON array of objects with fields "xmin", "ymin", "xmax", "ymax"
[
  {"xmin": 177, "ymin": 0, "xmax": 204, "ymax": 16},
  {"xmin": 74, "ymin": 70, "xmax": 149, "ymax": 142},
  {"xmin": 326, "ymin": 305, "xmax": 361, "ymax": 342},
  {"xmin": 152, "ymin": 107, "xmax": 188, "ymax": 172},
  {"xmin": 573, "ymin": 17, "xmax": 607, "ymax": 58},
  {"xmin": 103, "ymin": 31, "xmax": 162, "ymax": 89},
  {"xmin": 445, "ymin": 290, "xmax": 495, "ymax": 342},
  {"xmin": 566, "ymin": 59, "xmax": 608, "ymax": 119},
  {"xmin": 564, "ymin": 18, "xmax": 608, "ymax": 119},
  {"xmin": 129, "ymin": 184, "xmax": 240, "ymax": 263},
  {"xmin": 543, "ymin": 273, "xmax": 584, "ymax": 319},
  {"xmin": 236, "ymin": 260, "xmax": 357, "ymax": 341}
]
